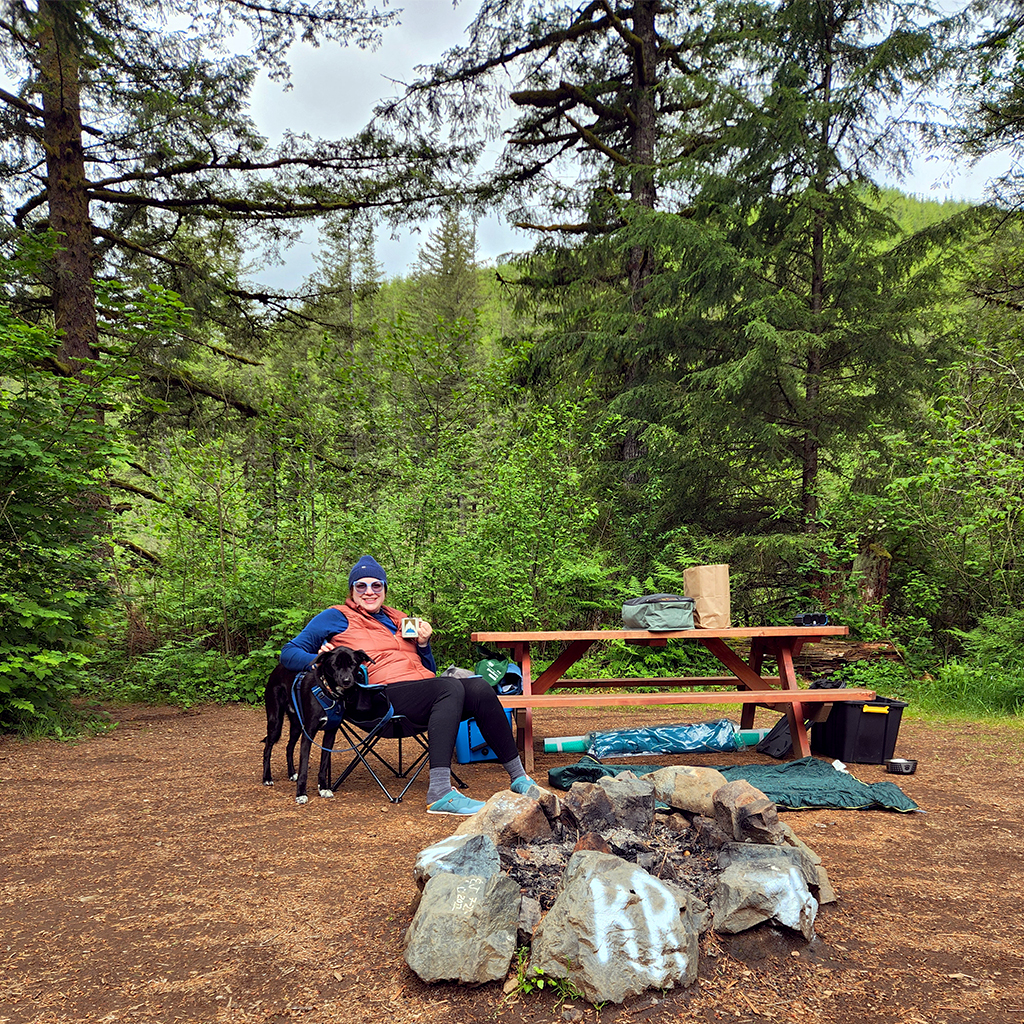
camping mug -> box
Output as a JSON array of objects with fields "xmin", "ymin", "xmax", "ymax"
[{"xmin": 400, "ymin": 617, "xmax": 422, "ymax": 639}]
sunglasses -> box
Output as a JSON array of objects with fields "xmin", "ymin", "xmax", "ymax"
[{"xmin": 353, "ymin": 580, "xmax": 385, "ymax": 594}]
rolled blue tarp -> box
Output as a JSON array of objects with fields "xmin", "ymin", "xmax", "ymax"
[{"xmin": 585, "ymin": 718, "xmax": 741, "ymax": 757}]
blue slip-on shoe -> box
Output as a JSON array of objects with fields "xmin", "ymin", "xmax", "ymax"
[
  {"xmin": 426, "ymin": 789, "xmax": 486, "ymax": 816},
  {"xmin": 510, "ymin": 776, "xmax": 540, "ymax": 796}
]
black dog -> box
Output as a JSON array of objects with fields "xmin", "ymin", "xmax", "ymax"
[{"xmin": 261, "ymin": 647, "xmax": 373, "ymax": 804}]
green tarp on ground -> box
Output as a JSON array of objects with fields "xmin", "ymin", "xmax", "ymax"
[{"xmin": 546, "ymin": 755, "xmax": 920, "ymax": 813}]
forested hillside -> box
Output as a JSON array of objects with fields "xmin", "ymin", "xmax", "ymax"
[{"xmin": 2, "ymin": 0, "xmax": 1023, "ymax": 735}]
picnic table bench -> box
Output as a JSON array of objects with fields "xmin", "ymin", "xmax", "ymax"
[{"xmin": 470, "ymin": 626, "xmax": 871, "ymax": 772}]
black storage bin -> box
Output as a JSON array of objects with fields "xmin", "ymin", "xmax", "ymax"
[{"xmin": 811, "ymin": 696, "xmax": 907, "ymax": 764}]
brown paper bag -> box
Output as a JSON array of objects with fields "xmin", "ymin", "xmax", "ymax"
[{"xmin": 683, "ymin": 564, "xmax": 731, "ymax": 628}]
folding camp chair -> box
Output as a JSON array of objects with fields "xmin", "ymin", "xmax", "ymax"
[{"xmin": 330, "ymin": 680, "xmax": 465, "ymax": 803}]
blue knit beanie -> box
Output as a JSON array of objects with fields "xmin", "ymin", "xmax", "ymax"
[{"xmin": 348, "ymin": 555, "xmax": 387, "ymax": 589}]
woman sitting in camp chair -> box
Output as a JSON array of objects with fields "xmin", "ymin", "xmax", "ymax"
[{"xmin": 280, "ymin": 555, "xmax": 536, "ymax": 815}]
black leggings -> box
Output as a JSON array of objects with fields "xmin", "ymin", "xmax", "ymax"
[{"xmin": 384, "ymin": 675, "xmax": 518, "ymax": 770}]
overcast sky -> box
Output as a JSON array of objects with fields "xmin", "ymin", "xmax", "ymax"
[
  {"xmin": 247, "ymin": 0, "xmax": 518, "ymax": 288},
  {"xmin": 1, "ymin": 1, "xmax": 1003, "ymax": 288},
  {"xmin": 0, "ymin": 0, "xmax": 997, "ymax": 292},
  {"xmin": 246, "ymin": 0, "xmax": 1007, "ymax": 289}
]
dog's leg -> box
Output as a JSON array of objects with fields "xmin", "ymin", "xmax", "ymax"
[
  {"xmin": 317, "ymin": 728, "xmax": 337, "ymax": 798},
  {"xmin": 296, "ymin": 679, "xmax": 330, "ymax": 805},
  {"xmin": 284, "ymin": 708, "xmax": 300, "ymax": 781},
  {"xmin": 262, "ymin": 680, "xmax": 286, "ymax": 786},
  {"xmin": 295, "ymin": 732, "xmax": 314, "ymax": 805}
]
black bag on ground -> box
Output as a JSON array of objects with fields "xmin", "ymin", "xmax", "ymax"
[{"xmin": 756, "ymin": 678, "xmax": 847, "ymax": 758}]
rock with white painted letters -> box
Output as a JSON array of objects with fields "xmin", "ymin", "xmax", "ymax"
[
  {"xmin": 711, "ymin": 847, "xmax": 818, "ymax": 940},
  {"xmin": 529, "ymin": 850, "xmax": 699, "ymax": 1003}
]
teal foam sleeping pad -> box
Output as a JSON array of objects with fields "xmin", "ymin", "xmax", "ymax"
[{"xmin": 546, "ymin": 755, "xmax": 920, "ymax": 813}]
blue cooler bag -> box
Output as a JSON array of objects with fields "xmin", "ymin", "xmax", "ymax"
[{"xmin": 455, "ymin": 709, "xmax": 516, "ymax": 763}]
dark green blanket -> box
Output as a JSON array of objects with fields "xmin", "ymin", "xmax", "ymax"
[{"xmin": 546, "ymin": 755, "xmax": 920, "ymax": 813}]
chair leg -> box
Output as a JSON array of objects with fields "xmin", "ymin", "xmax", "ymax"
[
  {"xmin": 394, "ymin": 733, "xmax": 428, "ymax": 778},
  {"xmin": 332, "ymin": 726, "xmax": 402, "ymax": 802},
  {"xmin": 331, "ymin": 726, "xmax": 436, "ymax": 803},
  {"xmin": 330, "ymin": 719, "xmax": 467, "ymax": 802}
]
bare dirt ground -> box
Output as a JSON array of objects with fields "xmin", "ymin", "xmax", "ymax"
[{"xmin": 2, "ymin": 702, "xmax": 1023, "ymax": 1024}]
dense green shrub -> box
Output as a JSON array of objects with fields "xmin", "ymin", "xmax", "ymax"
[
  {"xmin": 832, "ymin": 653, "xmax": 1024, "ymax": 717},
  {"xmin": 919, "ymin": 662, "xmax": 1024, "ymax": 716},
  {"xmin": 0, "ymin": 308, "xmax": 114, "ymax": 735}
]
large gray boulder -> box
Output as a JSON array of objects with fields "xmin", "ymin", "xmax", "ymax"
[
  {"xmin": 712, "ymin": 778, "xmax": 786, "ymax": 844},
  {"xmin": 561, "ymin": 773, "xmax": 656, "ymax": 835},
  {"xmin": 710, "ymin": 846, "xmax": 818, "ymax": 940},
  {"xmin": 403, "ymin": 872, "xmax": 521, "ymax": 984},
  {"xmin": 453, "ymin": 790, "xmax": 554, "ymax": 845},
  {"xmin": 530, "ymin": 850, "xmax": 699, "ymax": 1004},
  {"xmin": 413, "ymin": 833, "xmax": 501, "ymax": 890},
  {"xmin": 648, "ymin": 765, "xmax": 729, "ymax": 817}
]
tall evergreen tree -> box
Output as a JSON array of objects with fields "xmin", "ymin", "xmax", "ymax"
[
  {"xmin": 0, "ymin": 0, "xmax": 481, "ymax": 587},
  {"xmin": 0, "ymin": 0, "xmax": 473, "ymax": 375},
  {"xmin": 409, "ymin": 209, "xmax": 481, "ymax": 330},
  {"xmin": 952, "ymin": 0, "xmax": 1024, "ymax": 213},
  {"xmin": 381, "ymin": 0, "xmax": 739, "ymax": 482},
  {"xmin": 652, "ymin": 0, "xmax": 954, "ymax": 531},
  {"xmin": 946, "ymin": 0, "xmax": 1024, "ymax": 326},
  {"xmin": 387, "ymin": 0, "xmax": 960, "ymax": 542},
  {"xmin": 383, "ymin": 1, "xmax": 723, "ymax": 253},
  {"xmin": 381, "ymin": 211, "xmax": 484, "ymax": 458}
]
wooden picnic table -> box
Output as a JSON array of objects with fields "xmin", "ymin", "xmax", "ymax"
[{"xmin": 470, "ymin": 626, "xmax": 870, "ymax": 772}]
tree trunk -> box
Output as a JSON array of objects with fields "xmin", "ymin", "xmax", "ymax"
[
  {"xmin": 801, "ymin": 344, "xmax": 821, "ymax": 528},
  {"xmin": 853, "ymin": 541, "xmax": 892, "ymax": 625},
  {"xmin": 802, "ymin": 9, "xmax": 835, "ymax": 533},
  {"xmin": 627, "ymin": 0, "xmax": 658, "ymax": 305},
  {"xmin": 619, "ymin": 1, "xmax": 660, "ymax": 473},
  {"xmin": 38, "ymin": 1, "xmax": 109, "ymax": 551},
  {"xmin": 39, "ymin": 0, "xmax": 99, "ymax": 373}
]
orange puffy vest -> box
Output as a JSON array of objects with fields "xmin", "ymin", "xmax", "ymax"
[{"xmin": 329, "ymin": 599, "xmax": 434, "ymax": 686}]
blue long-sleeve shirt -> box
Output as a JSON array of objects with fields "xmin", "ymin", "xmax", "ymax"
[{"xmin": 280, "ymin": 606, "xmax": 436, "ymax": 675}]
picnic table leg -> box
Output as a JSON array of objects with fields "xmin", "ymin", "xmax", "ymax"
[
  {"xmin": 521, "ymin": 713, "xmax": 534, "ymax": 773},
  {"xmin": 740, "ymin": 639, "xmax": 767, "ymax": 730},
  {"xmin": 516, "ymin": 641, "xmax": 535, "ymax": 774},
  {"xmin": 776, "ymin": 643, "xmax": 811, "ymax": 757}
]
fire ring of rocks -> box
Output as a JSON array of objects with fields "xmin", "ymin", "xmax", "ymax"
[{"xmin": 403, "ymin": 767, "xmax": 835, "ymax": 1005}]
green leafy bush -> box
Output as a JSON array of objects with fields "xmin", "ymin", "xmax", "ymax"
[
  {"xmin": 0, "ymin": 307, "xmax": 114, "ymax": 735},
  {"xmin": 830, "ymin": 659, "xmax": 915, "ymax": 699},
  {"xmin": 119, "ymin": 638, "xmax": 252, "ymax": 706},
  {"xmin": 948, "ymin": 609, "xmax": 1024, "ymax": 673},
  {"xmin": 832, "ymin": 651, "xmax": 1024, "ymax": 717},
  {"xmin": 911, "ymin": 663, "xmax": 1024, "ymax": 716}
]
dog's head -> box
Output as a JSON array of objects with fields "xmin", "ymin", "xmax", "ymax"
[{"xmin": 314, "ymin": 646, "xmax": 374, "ymax": 697}]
